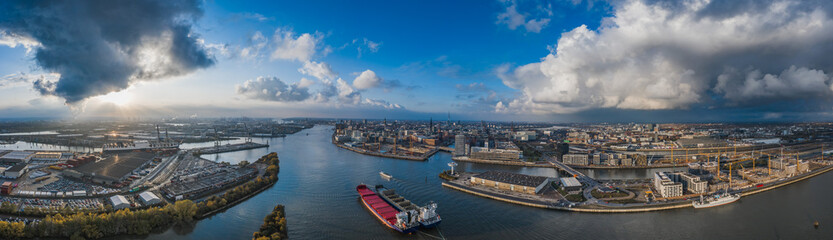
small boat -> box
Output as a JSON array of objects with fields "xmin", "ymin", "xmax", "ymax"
[
  {"xmin": 692, "ymin": 192, "xmax": 740, "ymax": 209},
  {"xmin": 356, "ymin": 184, "xmax": 419, "ymax": 233},
  {"xmin": 379, "ymin": 171, "xmax": 392, "ymax": 179},
  {"xmin": 376, "ymin": 185, "xmax": 441, "ymax": 228}
]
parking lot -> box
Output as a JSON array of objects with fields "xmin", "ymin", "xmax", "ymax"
[{"xmin": 160, "ymin": 157, "xmax": 257, "ymax": 200}]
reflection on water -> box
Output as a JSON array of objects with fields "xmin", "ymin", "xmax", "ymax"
[{"xmin": 125, "ymin": 125, "xmax": 832, "ymax": 239}]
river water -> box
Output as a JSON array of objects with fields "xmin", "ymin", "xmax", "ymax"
[{"xmin": 119, "ymin": 125, "xmax": 831, "ymax": 239}]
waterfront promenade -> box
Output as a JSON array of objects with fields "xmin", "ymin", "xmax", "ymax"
[{"xmin": 442, "ymin": 164, "xmax": 833, "ymax": 213}]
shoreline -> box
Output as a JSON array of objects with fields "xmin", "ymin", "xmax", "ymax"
[
  {"xmin": 197, "ymin": 179, "xmax": 277, "ymax": 219},
  {"xmin": 332, "ymin": 141, "xmax": 437, "ymax": 161},
  {"xmin": 442, "ymin": 164, "xmax": 833, "ymax": 213},
  {"xmin": 452, "ymin": 156, "xmax": 687, "ymax": 169}
]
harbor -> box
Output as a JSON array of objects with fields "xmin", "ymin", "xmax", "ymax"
[
  {"xmin": 1, "ymin": 125, "xmax": 831, "ymax": 239},
  {"xmin": 188, "ymin": 142, "xmax": 269, "ymax": 155},
  {"xmin": 144, "ymin": 126, "xmax": 833, "ymax": 239}
]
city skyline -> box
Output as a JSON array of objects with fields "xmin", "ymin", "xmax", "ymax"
[{"xmin": 2, "ymin": 0, "xmax": 833, "ymax": 123}]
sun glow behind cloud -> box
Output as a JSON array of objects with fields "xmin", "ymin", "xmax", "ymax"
[{"xmin": 95, "ymin": 90, "xmax": 133, "ymax": 107}]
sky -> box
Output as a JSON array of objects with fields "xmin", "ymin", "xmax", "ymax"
[{"xmin": 2, "ymin": 0, "xmax": 833, "ymax": 123}]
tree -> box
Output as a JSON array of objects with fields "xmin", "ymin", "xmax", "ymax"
[{"xmin": 167, "ymin": 200, "xmax": 197, "ymax": 223}]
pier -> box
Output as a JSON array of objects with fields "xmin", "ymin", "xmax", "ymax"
[
  {"xmin": 334, "ymin": 142, "xmax": 439, "ymax": 161},
  {"xmin": 188, "ymin": 142, "xmax": 269, "ymax": 155}
]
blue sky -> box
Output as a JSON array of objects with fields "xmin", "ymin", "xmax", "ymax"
[{"xmin": 3, "ymin": 0, "xmax": 833, "ymax": 122}]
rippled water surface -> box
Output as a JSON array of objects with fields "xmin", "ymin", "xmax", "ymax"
[{"xmin": 133, "ymin": 125, "xmax": 833, "ymax": 239}]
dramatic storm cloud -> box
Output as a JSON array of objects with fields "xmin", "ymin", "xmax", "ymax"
[
  {"xmin": 0, "ymin": 0, "xmax": 215, "ymax": 103},
  {"xmin": 236, "ymin": 76, "xmax": 311, "ymax": 102},
  {"xmin": 498, "ymin": 0, "xmax": 833, "ymax": 114}
]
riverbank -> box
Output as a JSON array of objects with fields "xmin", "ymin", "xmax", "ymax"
[
  {"xmin": 197, "ymin": 180, "xmax": 277, "ymax": 220},
  {"xmin": 441, "ymin": 180, "xmax": 692, "ymax": 213},
  {"xmin": 190, "ymin": 142, "xmax": 269, "ymax": 155},
  {"xmin": 453, "ymin": 156, "xmax": 687, "ymax": 169},
  {"xmin": 0, "ymin": 152, "xmax": 281, "ymax": 239},
  {"xmin": 568, "ymin": 163, "xmax": 689, "ymax": 169},
  {"xmin": 442, "ymin": 164, "xmax": 833, "ymax": 213},
  {"xmin": 452, "ymin": 156, "xmax": 554, "ymax": 167},
  {"xmin": 333, "ymin": 142, "xmax": 437, "ymax": 161}
]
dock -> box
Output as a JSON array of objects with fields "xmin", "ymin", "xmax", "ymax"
[
  {"xmin": 334, "ymin": 142, "xmax": 438, "ymax": 161},
  {"xmin": 441, "ymin": 164, "xmax": 833, "ymax": 213},
  {"xmin": 188, "ymin": 142, "xmax": 269, "ymax": 155}
]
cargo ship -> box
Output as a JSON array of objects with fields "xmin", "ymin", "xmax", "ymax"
[
  {"xmin": 692, "ymin": 192, "xmax": 740, "ymax": 209},
  {"xmin": 376, "ymin": 185, "xmax": 441, "ymax": 228},
  {"xmin": 356, "ymin": 184, "xmax": 419, "ymax": 233}
]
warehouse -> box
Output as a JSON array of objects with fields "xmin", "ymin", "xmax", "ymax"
[
  {"xmin": 3, "ymin": 164, "xmax": 28, "ymax": 179},
  {"xmin": 139, "ymin": 191, "xmax": 162, "ymax": 205},
  {"xmin": 0, "ymin": 151, "xmax": 34, "ymax": 165},
  {"xmin": 71, "ymin": 152, "xmax": 155, "ymax": 185},
  {"xmin": 559, "ymin": 177, "xmax": 583, "ymax": 194},
  {"xmin": 109, "ymin": 195, "xmax": 130, "ymax": 210}
]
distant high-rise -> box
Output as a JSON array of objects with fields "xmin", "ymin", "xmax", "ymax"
[
  {"xmin": 430, "ymin": 117, "xmax": 434, "ymax": 134},
  {"xmin": 454, "ymin": 135, "xmax": 466, "ymax": 156}
]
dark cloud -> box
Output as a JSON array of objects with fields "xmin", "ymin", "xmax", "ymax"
[{"xmin": 0, "ymin": 0, "xmax": 215, "ymax": 103}]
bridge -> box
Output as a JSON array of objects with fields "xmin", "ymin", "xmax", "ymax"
[
  {"xmin": 437, "ymin": 146, "xmax": 454, "ymax": 152},
  {"xmin": 544, "ymin": 154, "xmax": 597, "ymax": 186}
]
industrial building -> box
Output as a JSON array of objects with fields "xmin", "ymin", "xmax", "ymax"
[
  {"xmin": 139, "ymin": 191, "xmax": 162, "ymax": 205},
  {"xmin": 109, "ymin": 195, "xmax": 130, "ymax": 210},
  {"xmin": 653, "ymin": 172, "xmax": 683, "ymax": 198},
  {"xmin": 558, "ymin": 177, "xmax": 582, "ymax": 194},
  {"xmin": 29, "ymin": 152, "xmax": 72, "ymax": 165},
  {"xmin": 3, "ymin": 164, "xmax": 28, "ymax": 179},
  {"xmin": 1, "ymin": 181, "xmax": 13, "ymax": 195},
  {"xmin": 470, "ymin": 171, "xmax": 552, "ymax": 195},
  {"xmin": 69, "ymin": 152, "xmax": 156, "ymax": 185},
  {"xmin": 0, "ymin": 151, "xmax": 34, "ymax": 165}
]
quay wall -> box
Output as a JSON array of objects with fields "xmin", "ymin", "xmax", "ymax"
[
  {"xmin": 442, "ymin": 165, "xmax": 833, "ymax": 213},
  {"xmin": 333, "ymin": 142, "xmax": 436, "ymax": 161}
]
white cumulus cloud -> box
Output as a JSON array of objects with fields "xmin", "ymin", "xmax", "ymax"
[
  {"xmin": 498, "ymin": 0, "xmax": 833, "ymax": 114},
  {"xmin": 270, "ymin": 28, "xmax": 325, "ymax": 62},
  {"xmin": 298, "ymin": 61, "xmax": 337, "ymax": 80},
  {"xmin": 352, "ymin": 69, "xmax": 383, "ymax": 89},
  {"xmin": 236, "ymin": 76, "xmax": 311, "ymax": 102}
]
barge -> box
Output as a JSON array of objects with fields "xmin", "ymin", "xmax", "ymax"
[
  {"xmin": 376, "ymin": 185, "xmax": 441, "ymax": 228},
  {"xmin": 356, "ymin": 184, "xmax": 419, "ymax": 233}
]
